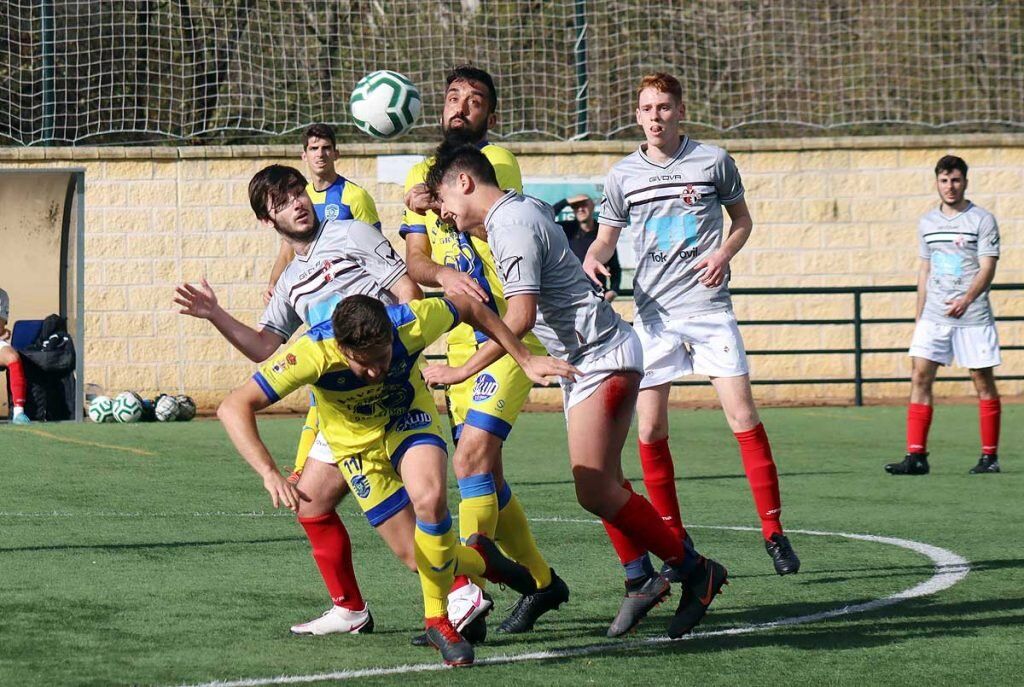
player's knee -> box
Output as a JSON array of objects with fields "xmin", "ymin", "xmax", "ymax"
[
  {"xmin": 0, "ymin": 347, "xmax": 16, "ymax": 365},
  {"xmin": 910, "ymin": 366, "xmax": 934, "ymax": 392},
  {"xmin": 570, "ymin": 467, "xmax": 615, "ymax": 517},
  {"xmin": 452, "ymin": 440, "xmax": 497, "ymax": 479},
  {"xmin": 637, "ymin": 417, "xmax": 669, "ymax": 443},
  {"xmin": 727, "ymin": 407, "xmax": 760, "ymax": 432}
]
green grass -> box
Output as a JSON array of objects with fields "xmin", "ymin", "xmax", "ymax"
[{"xmin": 1, "ymin": 405, "xmax": 1022, "ymax": 686}]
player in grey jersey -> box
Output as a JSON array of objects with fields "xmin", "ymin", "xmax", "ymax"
[
  {"xmin": 886, "ymin": 155, "xmax": 1003, "ymax": 477},
  {"xmin": 175, "ymin": 164, "xmax": 507, "ymax": 638},
  {"xmin": 423, "ymin": 142, "xmax": 729, "ymax": 640},
  {"xmin": 584, "ymin": 73, "xmax": 799, "ymax": 582}
]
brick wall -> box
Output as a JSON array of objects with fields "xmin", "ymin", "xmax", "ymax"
[{"xmin": 2, "ymin": 134, "xmax": 1021, "ymax": 410}]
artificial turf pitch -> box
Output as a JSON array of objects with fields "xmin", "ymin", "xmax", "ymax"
[{"xmin": 1, "ymin": 404, "xmax": 1022, "ymax": 686}]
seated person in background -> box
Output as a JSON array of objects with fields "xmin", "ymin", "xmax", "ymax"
[
  {"xmin": 0, "ymin": 287, "xmax": 31, "ymax": 424},
  {"xmin": 553, "ymin": 194, "xmax": 621, "ymax": 301}
]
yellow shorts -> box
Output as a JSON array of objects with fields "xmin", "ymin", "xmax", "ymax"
[
  {"xmin": 443, "ymin": 343, "xmax": 539, "ymax": 443},
  {"xmin": 307, "ymin": 389, "xmax": 448, "ymax": 526}
]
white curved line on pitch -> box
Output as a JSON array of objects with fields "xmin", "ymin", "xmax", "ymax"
[{"xmin": 174, "ymin": 523, "xmax": 970, "ymax": 687}]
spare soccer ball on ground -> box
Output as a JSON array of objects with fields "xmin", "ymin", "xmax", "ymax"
[
  {"xmin": 112, "ymin": 391, "xmax": 143, "ymax": 423},
  {"xmin": 154, "ymin": 394, "xmax": 180, "ymax": 422},
  {"xmin": 88, "ymin": 396, "xmax": 115, "ymax": 423},
  {"xmin": 175, "ymin": 395, "xmax": 196, "ymax": 421},
  {"xmin": 349, "ymin": 70, "xmax": 421, "ymax": 139}
]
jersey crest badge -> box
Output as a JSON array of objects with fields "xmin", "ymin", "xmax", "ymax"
[
  {"xmin": 324, "ymin": 204, "xmax": 340, "ymax": 221},
  {"xmin": 680, "ymin": 184, "xmax": 702, "ymax": 206}
]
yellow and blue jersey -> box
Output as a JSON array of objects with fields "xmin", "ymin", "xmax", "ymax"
[
  {"xmin": 400, "ymin": 143, "xmax": 534, "ymax": 349},
  {"xmin": 254, "ymin": 298, "xmax": 460, "ymax": 456},
  {"xmin": 307, "ymin": 177, "xmax": 381, "ymax": 228}
]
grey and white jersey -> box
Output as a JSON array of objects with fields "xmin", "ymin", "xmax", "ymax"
[
  {"xmin": 918, "ymin": 202, "xmax": 1000, "ymax": 327},
  {"xmin": 0, "ymin": 288, "xmax": 9, "ymax": 322},
  {"xmin": 485, "ymin": 191, "xmax": 632, "ymax": 365},
  {"xmin": 601, "ymin": 137, "xmax": 744, "ymax": 327},
  {"xmin": 259, "ymin": 219, "xmax": 407, "ymax": 339}
]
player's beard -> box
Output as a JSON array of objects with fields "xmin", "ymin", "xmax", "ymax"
[
  {"xmin": 275, "ymin": 219, "xmax": 318, "ymax": 244},
  {"xmin": 442, "ymin": 116, "xmax": 487, "ymax": 146}
]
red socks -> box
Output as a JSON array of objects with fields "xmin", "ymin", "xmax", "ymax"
[
  {"xmin": 906, "ymin": 403, "xmax": 934, "ymax": 454},
  {"xmin": 979, "ymin": 398, "xmax": 1001, "ymax": 455},
  {"xmin": 601, "ymin": 481, "xmax": 648, "ymax": 565},
  {"xmin": 298, "ymin": 512, "xmax": 364, "ymax": 611},
  {"xmin": 735, "ymin": 423, "xmax": 783, "ymax": 540},
  {"xmin": 607, "ymin": 489, "xmax": 685, "ymax": 566},
  {"xmin": 638, "ymin": 438, "xmax": 688, "ymax": 542},
  {"xmin": 6, "ymin": 356, "xmax": 26, "ymax": 407}
]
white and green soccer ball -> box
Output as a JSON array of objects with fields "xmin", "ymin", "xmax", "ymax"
[
  {"xmin": 88, "ymin": 396, "xmax": 115, "ymax": 423},
  {"xmin": 112, "ymin": 391, "xmax": 143, "ymax": 423},
  {"xmin": 349, "ymin": 70, "xmax": 422, "ymax": 139},
  {"xmin": 154, "ymin": 394, "xmax": 180, "ymax": 422},
  {"xmin": 174, "ymin": 395, "xmax": 196, "ymax": 422}
]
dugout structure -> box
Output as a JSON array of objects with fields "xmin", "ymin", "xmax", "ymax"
[{"xmin": 0, "ymin": 169, "xmax": 85, "ymax": 421}]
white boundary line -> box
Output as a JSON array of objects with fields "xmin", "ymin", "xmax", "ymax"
[{"xmin": 172, "ymin": 521, "xmax": 970, "ymax": 687}]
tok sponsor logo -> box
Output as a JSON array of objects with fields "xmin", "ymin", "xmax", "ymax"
[
  {"xmin": 396, "ymin": 409, "xmax": 432, "ymax": 432},
  {"xmin": 472, "ymin": 373, "xmax": 499, "ymax": 402},
  {"xmin": 324, "ymin": 204, "xmax": 340, "ymax": 221},
  {"xmin": 350, "ymin": 474, "xmax": 371, "ymax": 499}
]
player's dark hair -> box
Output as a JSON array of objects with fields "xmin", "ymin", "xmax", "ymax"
[
  {"xmin": 303, "ymin": 123, "xmax": 337, "ymax": 149},
  {"xmin": 249, "ymin": 165, "xmax": 308, "ymax": 221},
  {"xmin": 446, "ymin": 65, "xmax": 498, "ymax": 114},
  {"xmin": 935, "ymin": 155, "xmax": 968, "ymax": 178},
  {"xmin": 424, "ymin": 141, "xmax": 499, "ymax": 196},
  {"xmin": 332, "ymin": 295, "xmax": 394, "ymax": 351},
  {"xmin": 638, "ymin": 72, "xmax": 683, "ymax": 104}
]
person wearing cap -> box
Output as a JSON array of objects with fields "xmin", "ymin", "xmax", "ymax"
[{"xmin": 553, "ymin": 194, "xmax": 621, "ymax": 301}]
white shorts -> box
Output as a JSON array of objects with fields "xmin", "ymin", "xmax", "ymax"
[
  {"xmin": 561, "ymin": 329, "xmax": 645, "ymax": 412},
  {"xmin": 307, "ymin": 432, "xmax": 334, "ymax": 464},
  {"xmin": 909, "ymin": 319, "xmax": 1001, "ymax": 369},
  {"xmin": 635, "ymin": 310, "xmax": 749, "ymax": 390}
]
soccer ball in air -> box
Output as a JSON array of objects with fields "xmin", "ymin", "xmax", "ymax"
[
  {"xmin": 88, "ymin": 396, "xmax": 115, "ymax": 423},
  {"xmin": 349, "ymin": 70, "xmax": 422, "ymax": 139},
  {"xmin": 112, "ymin": 391, "xmax": 143, "ymax": 423},
  {"xmin": 154, "ymin": 394, "xmax": 180, "ymax": 422},
  {"xmin": 175, "ymin": 395, "xmax": 197, "ymax": 421}
]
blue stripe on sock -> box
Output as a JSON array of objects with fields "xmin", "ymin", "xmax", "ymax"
[
  {"xmin": 416, "ymin": 511, "xmax": 453, "ymax": 536},
  {"xmin": 624, "ymin": 554, "xmax": 655, "ymax": 581},
  {"xmin": 457, "ymin": 473, "xmax": 496, "ymax": 499},
  {"xmin": 496, "ymin": 481, "xmax": 512, "ymax": 510}
]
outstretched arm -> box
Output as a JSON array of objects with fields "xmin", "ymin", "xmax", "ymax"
[
  {"xmin": 217, "ymin": 380, "xmax": 304, "ymax": 511},
  {"xmin": 175, "ymin": 279, "xmax": 284, "ymax": 362},
  {"xmin": 423, "ymin": 294, "xmax": 578, "ymax": 386}
]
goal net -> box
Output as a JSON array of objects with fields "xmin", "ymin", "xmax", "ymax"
[{"xmin": 2, "ymin": 1, "xmax": 1021, "ymax": 145}]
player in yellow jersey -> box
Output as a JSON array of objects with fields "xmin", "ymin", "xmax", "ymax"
[
  {"xmin": 217, "ymin": 294, "xmax": 577, "ymax": 666},
  {"xmin": 400, "ymin": 66, "xmax": 568, "ymax": 638}
]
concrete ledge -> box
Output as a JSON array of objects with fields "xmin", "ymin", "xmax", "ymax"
[{"xmin": 3, "ymin": 133, "xmax": 1024, "ymax": 161}]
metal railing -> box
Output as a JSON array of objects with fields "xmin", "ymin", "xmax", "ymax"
[{"xmin": 428, "ymin": 284, "xmax": 1024, "ymax": 406}]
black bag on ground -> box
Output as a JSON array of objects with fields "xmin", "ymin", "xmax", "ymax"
[{"xmin": 15, "ymin": 314, "xmax": 76, "ymax": 422}]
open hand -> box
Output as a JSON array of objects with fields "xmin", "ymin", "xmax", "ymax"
[
  {"xmin": 175, "ymin": 279, "xmax": 219, "ymax": 319},
  {"xmin": 262, "ymin": 471, "xmax": 305, "ymax": 512},
  {"xmin": 520, "ymin": 355, "xmax": 581, "ymax": 385}
]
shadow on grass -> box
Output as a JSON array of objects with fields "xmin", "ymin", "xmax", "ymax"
[
  {"xmin": 476, "ymin": 596, "xmax": 1024, "ymax": 659},
  {"xmin": 0, "ymin": 535, "xmax": 306, "ymax": 554}
]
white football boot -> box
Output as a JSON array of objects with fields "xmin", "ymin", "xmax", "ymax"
[
  {"xmin": 447, "ymin": 581, "xmax": 492, "ymax": 631},
  {"xmin": 290, "ymin": 604, "xmax": 374, "ymax": 635}
]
